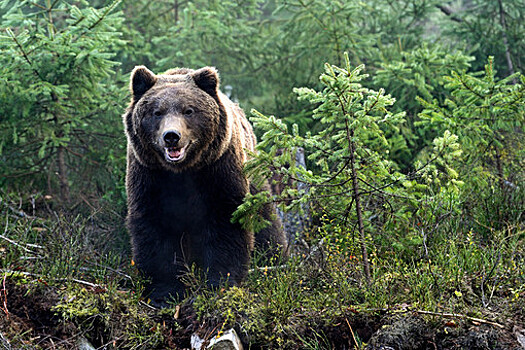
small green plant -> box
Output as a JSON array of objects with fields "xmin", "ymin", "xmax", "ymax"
[
  {"xmin": 418, "ymin": 57, "xmax": 525, "ymax": 233},
  {"xmin": 235, "ymin": 53, "xmax": 461, "ymax": 285},
  {"xmin": 373, "ymin": 44, "xmax": 474, "ymax": 169},
  {"xmin": 53, "ymin": 280, "xmax": 170, "ymax": 348}
]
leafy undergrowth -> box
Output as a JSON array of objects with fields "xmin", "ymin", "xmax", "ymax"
[{"xmin": 1, "ymin": 195, "xmax": 524, "ymax": 349}]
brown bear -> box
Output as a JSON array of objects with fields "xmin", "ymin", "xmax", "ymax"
[{"xmin": 123, "ymin": 66, "xmax": 287, "ymax": 306}]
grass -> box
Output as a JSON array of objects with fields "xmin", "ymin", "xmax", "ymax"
[{"xmin": 1, "ymin": 191, "xmax": 524, "ymax": 349}]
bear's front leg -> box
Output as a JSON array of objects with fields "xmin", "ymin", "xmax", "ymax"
[
  {"xmin": 128, "ymin": 217, "xmax": 186, "ymax": 307},
  {"xmin": 197, "ymin": 222, "xmax": 252, "ymax": 289}
]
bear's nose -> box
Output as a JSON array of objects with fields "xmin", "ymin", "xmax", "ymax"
[{"xmin": 162, "ymin": 130, "xmax": 181, "ymax": 147}]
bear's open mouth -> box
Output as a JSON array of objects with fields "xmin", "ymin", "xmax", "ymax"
[{"xmin": 164, "ymin": 144, "xmax": 188, "ymax": 163}]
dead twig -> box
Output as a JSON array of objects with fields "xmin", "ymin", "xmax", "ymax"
[
  {"xmin": 414, "ymin": 310, "xmax": 505, "ymax": 329},
  {"xmin": 1, "ymin": 273, "xmax": 8, "ymax": 319},
  {"xmin": 0, "ymin": 234, "xmax": 36, "ymax": 254},
  {"xmin": 345, "ymin": 318, "xmax": 359, "ymax": 347},
  {"xmin": 248, "ymin": 264, "xmax": 288, "ymax": 273},
  {"xmin": 70, "ymin": 278, "xmax": 99, "ymax": 289},
  {"xmin": 2, "ymin": 214, "xmax": 36, "ymax": 254},
  {"xmin": 1, "ymin": 269, "xmax": 104, "ymax": 291},
  {"xmin": 140, "ymin": 300, "xmax": 158, "ymax": 310}
]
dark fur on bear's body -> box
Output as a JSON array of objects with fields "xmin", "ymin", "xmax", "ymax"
[{"xmin": 123, "ymin": 66, "xmax": 286, "ymax": 306}]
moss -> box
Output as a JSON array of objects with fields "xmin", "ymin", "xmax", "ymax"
[{"xmin": 53, "ymin": 284, "xmax": 168, "ymax": 348}]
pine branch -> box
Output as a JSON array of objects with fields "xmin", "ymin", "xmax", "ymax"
[
  {"xmin": 436, "ymin": 4, "xmax": 463, "ymax": 23},
  {"xmin": 6, "ymin": 28, "xmax": 45, "ymax": 81},
  {"xmin": 88, "ymin": 0, "xmax": 122, "ymax": 31}
]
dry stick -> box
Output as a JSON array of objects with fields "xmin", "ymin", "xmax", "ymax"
[
  {"xmin": 1, "ymin": 273, "xmax": 8, "ymax": 319},
  {"xmin": 1, "ymin": 269, "xmax": 104, "ymax": 291},
  {"xmin": 140, "ymin": 300, "xmax": 158, "ymax": 310},
  {"xmin": 248, "ymin": 264, "xmax": 288, "ymax": 273},
  {"xmin": 481, "ymin": 251, "xmax": 501, "ymax": 308},
  {"xmin": 1, "ymin": 214, "xmax": 36, "ymax": 254},
  {"xmin": 345, "ymin": 318, "xmax": 359, "ymax": 347},
  {"xmin": 70, "ymin": 278, "xmax": 99, "ymax": 289},
  {"xmin": 414, "ymin": 310, "xmax": 505, "ymax": 329},
  {"xmin": 0, "ymin": 234, "xmax": 36, "ymax": 254},
  {"xmin": 85, "ymin": 262, "xmax": 133, "ymax": 281}
]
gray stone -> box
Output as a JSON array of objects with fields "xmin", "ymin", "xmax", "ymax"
[
  {"xmin": 0, "ymin": 332, "xmax": 12, "ymax": 350},
  {"xmin": 77, "ymin": 337, "xmax": 96, "ymax": 350},
  {"xmin": 514, "ymin": 326, "xmax": 525, "ymax": 349},
  {"xmin": 366, "ymin": 316, "xmax": 428, "ymax": 350},
  {"xmin": 191, "ymin": 328, "xmax": 243, "ymax": 350}
]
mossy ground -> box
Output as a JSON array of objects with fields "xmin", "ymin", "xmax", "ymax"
[{"xmin": 1, "ymin": 195, "xmax": 524, "ymax": 349}]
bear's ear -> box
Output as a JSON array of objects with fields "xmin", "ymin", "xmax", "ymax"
[
  {"xmin": 192, "ymin": 67, "xmax": 219, "ymax": 96},
  {"xmin": 130, "ymin": 66, "xmax": 157, "ymax": 100}
]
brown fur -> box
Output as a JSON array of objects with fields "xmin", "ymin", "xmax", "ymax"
[{"xmin": 123, "ymin": 66, "xmax": 287, "ymax": 306}]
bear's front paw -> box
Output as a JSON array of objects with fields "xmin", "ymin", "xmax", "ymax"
[{"xmin": 145, "ymin": 285, "xmax": 182, "ymax": 308}]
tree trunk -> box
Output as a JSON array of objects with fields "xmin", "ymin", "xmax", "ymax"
[
  {"xmin": 174, "ymin": 0, "xmax": 179, "ymax": 23},
  {"xmin": 498, "ymin": 0, "xmax": 517, "ymax": 84},
  {"xmin": 494, "ymin": 148, "xmax": 505, "ymax": 192},
  {"xmin": 57, "ymin": 145, "xmax": 70, "ymax": 203},
  {"xmin": 348, "ymin": 137, "xmax": 371, "ymax": 284}
]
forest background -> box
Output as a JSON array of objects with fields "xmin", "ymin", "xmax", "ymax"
[{"xmin": 0, "ymin": 0, "xmax": 524, "ymax": 349}]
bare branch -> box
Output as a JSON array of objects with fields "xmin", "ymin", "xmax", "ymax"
[
  {"xmin": 436, "ymin": 4, "xmax": 463, "ymax": 23},
  {"xmin": 415, "ymin": 309, "xmax": 505, "ymax": 329}
]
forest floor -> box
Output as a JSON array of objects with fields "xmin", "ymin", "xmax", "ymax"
[
  {"xmin": 1, "ymin": 275, "xmax": 524, "ymax": 349},
  {"xmin": 1, "ymin": 198, "xmax": 524, "ymax": 349}
]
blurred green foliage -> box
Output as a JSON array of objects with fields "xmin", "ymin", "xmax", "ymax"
[
  {"xmin": 0, "ymin": 0, "xmax": 522, "ymax": 210},
  {"xmin": 0, "ymin": 1, "xmax": 524, "ymax": 347},
  {"xmin": 0, "ymin": 0, "xmax": 127, "ymax": 205}
]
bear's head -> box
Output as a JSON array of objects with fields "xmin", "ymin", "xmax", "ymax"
[{"xmin": 124, "ymin": 66, "xmax": 232, "ymax": 172}]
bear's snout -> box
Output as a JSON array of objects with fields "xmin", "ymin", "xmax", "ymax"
[
  {"xmin": 162, "ymin": 130, "xmax": 181, "ymax": 147},
  {"xmin": 157, "ymin": 116, "xmax": 191, "ymax": 163}
]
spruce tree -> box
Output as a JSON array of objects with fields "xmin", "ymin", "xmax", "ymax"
[
  {"xmin": 0, "ymin": 0, "xmax": 125, "ymax": 203},
  {"xmin": 235, "ymin": 54, "xmax": 461, "ymax": 283},
  {"xmin": 418, "ymin": 57, "xmax": 525, "ymax": 231}
]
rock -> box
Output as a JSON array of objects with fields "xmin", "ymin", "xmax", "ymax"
[
  {"xmin": 514, "ymin": 326, "xmax": 525, "ymax": 349},
  {"xmin": 191, "ymin": 329, "xmax": 243, "ymax": 350},
  {"xmin": 455, "ymin": 326, "xmax": 498, "ymax": 349},
  {"xmin": 366, "ymin": 316, "xmax": 429, "ymax": 350},
  {"xmin": 77, "ymin": 337, "xmax": 96, "ymax": 350},
  {"xmin": 272, "ymin": 147, "xmax": 310, "ymax": 244},
  {"xmin": 0, "ymin": 332, "xmax": 12, "ymax": 350}
]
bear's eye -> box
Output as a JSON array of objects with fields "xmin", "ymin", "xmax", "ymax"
[
  {"xmin": 153, "ymin": 110, "xmax": 162, "ymax": 117},
  {"xmin": 183, "ymin": 108, "xmax": 194, "ymax": 116}
]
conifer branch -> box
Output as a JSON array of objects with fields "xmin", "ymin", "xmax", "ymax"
[
  {"xmin": 88, "ymin": 0, "xmax": 121, "ymax": 31},
  {"xmin": 6, "ymin": 28, "xmax": 45, "ymax": 81},
  {"xmin": 436, "ymin": 4, "xmax": 462, "ymax": 23}
]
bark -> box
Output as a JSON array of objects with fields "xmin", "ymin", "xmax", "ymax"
[
  {"xmin": 498, "ymin": 0, "xmax": 517, "ymax": 84},
  {"xmin": 274, "ymin": 148, "xmax": 310, "ymax": 244},
  {"xmin": 494, "ymin": 148, "xmax": 506, "ymax": 192},
  {"xmin": 348, "ymin": 136, "xmax": 371, "ymax": 284},
  {"xmin": 57, "ymin": 145, "xmax": 70, "ymax": 203}
]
